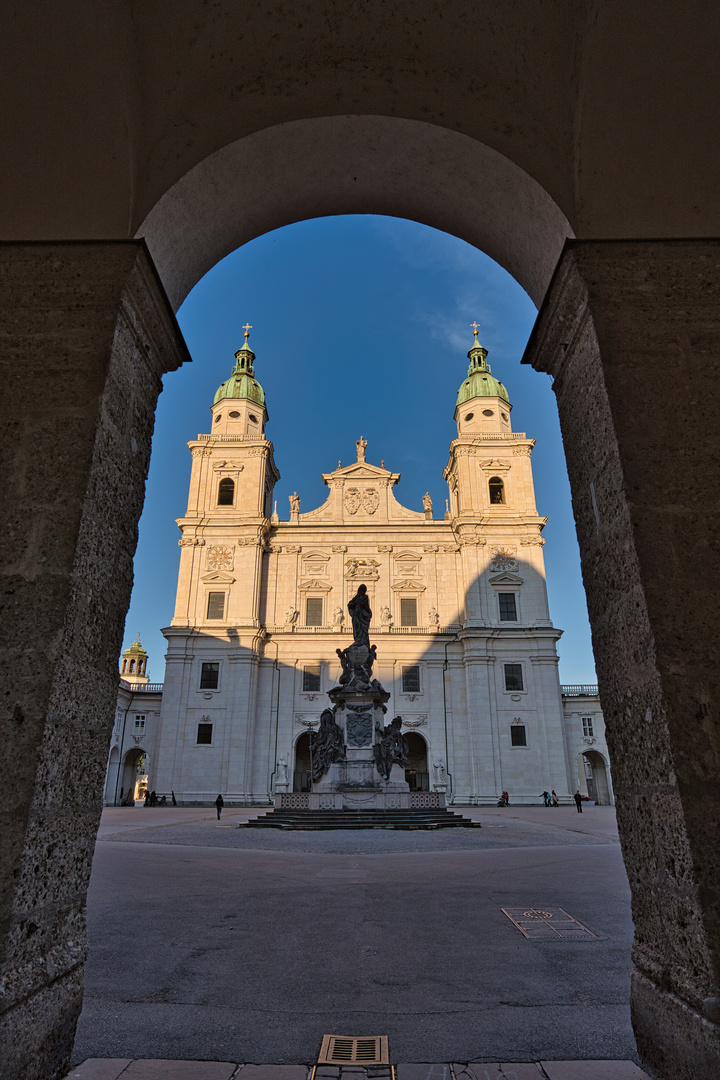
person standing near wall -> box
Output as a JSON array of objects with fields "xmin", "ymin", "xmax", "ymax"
[
  {"xmin": 573, "ymin": 790, "xmax": 583, "ymax": 813},
  {"xmin": 215, "ymin": 793, "xmax": 224, "ymax": 820}
]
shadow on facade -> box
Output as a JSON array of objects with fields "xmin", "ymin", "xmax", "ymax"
[{"xmin": 109, "ymin": 559, "xmax": 610, "ymax": 808}]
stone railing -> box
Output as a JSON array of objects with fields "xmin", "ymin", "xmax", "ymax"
[
  {"xmin": 119, "ymin": 680, "xmax": 164, "ymax": 692},
  {"xmin": 561, "ymin": 684, "xmax": 599, "ymax": 697},
  {"xmin": 410, "ymin": 792, "xmax": 444, "ymax": 808},
  {"xmin": 278, "ymin": 793, "xmax": 310, "ymax": 809},
  {"xmin": 197, "ymin": 433, "xmax": 266, "ymax": 442}
]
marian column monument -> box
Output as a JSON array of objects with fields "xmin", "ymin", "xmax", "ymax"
[{"xmin": 308, "ymin": 584, "xmax": 413, "ymax": 809}]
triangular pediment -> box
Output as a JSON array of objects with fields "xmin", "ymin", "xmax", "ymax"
[
  {"xmin": 323, "ymin": 462, "xmax": 398, "ymax": 483},
  {"xmin": 390, "ymin": 579, "xmax": 426, "ymax": 593},
  {"xmin": 201, "ymin": 570, "xmax": 236, "ymax": 584},
  {"xmin": 488, "ymin": 572, "xmax": 524, "ymax": 585}
]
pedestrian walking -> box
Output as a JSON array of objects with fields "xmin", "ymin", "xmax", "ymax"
[
  {"xmin": 215, "ymin": 793, "xmax": 224, "ymax": 820},
  {"xmin": 573, "ymin": 789, "xmax": 583, "ymax": 813},
  {"xmin": 551, "ymin": 790, "xmax": 559, "ymax": 807},
  {"xmin": 540, "ymin": 790, "xmax": 550, "ymax": 806}
]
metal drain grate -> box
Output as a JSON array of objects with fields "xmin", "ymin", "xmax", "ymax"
[
  {"xmin": 318, "ymin": 1034, "xmax": 389, "ymax": 1064},
  {"xmin": 502, "ymin": 906, "xmax": 599, "ymax": 940}
]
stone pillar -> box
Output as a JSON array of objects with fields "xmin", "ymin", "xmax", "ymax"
[
  {"xmin": 0, "ymin": 242, "xmax": 187, "ymax": 1080},
  {"xmin": 523, "ymin": 240, "xmax": 720, "ymax": 1080}
]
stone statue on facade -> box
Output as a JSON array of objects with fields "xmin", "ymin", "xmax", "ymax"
[
  {"xmin": 428, "ymin": 606, "xmax": 439, "ymax": 627},
  {"xmin": 310, "ymin": 707, "xmax": 346, "ymax": 781},
  {"xmin": 289, "ymin": 492, "xmax": 300, "ymax": 512},
  {"xmin": 433, "ymin": 759, "xmax": 447, "ymax": 786},
  {"xmin": 285, "ymin": 606, "xmax": 298, "ymax": 625},
  {"xmin": 373, "ymin": 716, "xmax": 409, "ymax": 780},
  {"xmin": 276, "ymin": 756, "xmax": 289, "ymax": 785},
  {"xmin": 332, "ymin": 606, "xmax": 344, "ymax": 627},
  {"xmin": 423, "ymin": 491, "xmax": 432, "ymax": 513},
  {"xmin": 380, "ymin": 605, "xmax": 393, "ymax": 626},
  {"xmin": 356, "ymin": 435, "xmax": 367, "ymax": 462}
]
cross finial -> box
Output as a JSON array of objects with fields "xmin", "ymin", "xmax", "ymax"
[
  {"xmin": 242, "ymin": 323, "xmax": 252, "ymax": 341},
  {"xmin": 471, "ymin": 321, "xmax": 480, "ymax": 339}
]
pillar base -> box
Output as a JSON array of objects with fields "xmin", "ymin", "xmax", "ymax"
[{"xmin": 632, "ymin": 968, "xmax": 720, "ymax": 1080}]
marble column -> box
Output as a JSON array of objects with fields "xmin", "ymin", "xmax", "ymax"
[
  {"xmin": 0, "ymin": 242, "xmax": 187, "ymax": 1080},
  {"xmin": 523, "ymin": 239, "xmax": 720, "ymax": 1080}
]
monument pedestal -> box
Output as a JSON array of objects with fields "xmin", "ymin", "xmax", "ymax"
[{"xmin": 309, "ymin": 683, "xmax": 409, "ymax": 809}]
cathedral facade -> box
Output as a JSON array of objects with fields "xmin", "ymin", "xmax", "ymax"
[{"xmin": 112, "ymin": 330, "xmax": 612, "ymax": 807}]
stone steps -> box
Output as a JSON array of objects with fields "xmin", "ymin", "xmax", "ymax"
[{"xmin": 240, "ymin": 808, "xmax": 480, "ymax": 830}]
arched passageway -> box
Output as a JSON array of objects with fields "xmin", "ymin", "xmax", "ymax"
[
  {"xmin": 2, "ymin": 36, "xmax": 720, "ymax": 1077},
  {"xmin": 404, "ymin": 732, "xmax": 429, "ymax": 792},
  {"xmin": 578, "ymin": 750, "xmax": 612, "ymax": 806},
  {"xmin": 293, "ymin": 733, "xmax": 311, "ymax": 792}
]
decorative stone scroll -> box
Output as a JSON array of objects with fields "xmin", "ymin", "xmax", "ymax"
[
  {"xmin": 345, "ymin": 557, "xmax": 380, "ymax": 581},
  {"xmin": 402, "ymin": 715, "xmax": 428, "ymax": 727}
]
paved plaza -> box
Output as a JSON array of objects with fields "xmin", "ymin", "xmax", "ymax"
[{"xmin": 72, "ymin": 807, "xmax": 639, "ymax": 1072}]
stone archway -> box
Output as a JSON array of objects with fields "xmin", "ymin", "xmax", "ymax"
[
  {"xmin": 404, "ymin": 731, "xmax": 429, "ymax": 792},
  {"xmin": 293, "ymin": 732, "xmax": 312, "ymax": 792},
  {"xmin": 120, "ymin": 748, "xmax": 149, "ymax": 806},
  {"xmin": 2, "ymin": 140, "xmax": 720, "ymax": 1080},
  {"xmin": 580, "ymin": 749, "xmax": 612, "ymax": 806}
]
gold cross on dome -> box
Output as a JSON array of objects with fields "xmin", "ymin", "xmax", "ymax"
[
  {"xmin": 471, "ymin": 321, "xmax": 480, "ymax": 338},
  {"xmin": 242, "ymin": 323, "xmax": 252, "ymax": 340}
]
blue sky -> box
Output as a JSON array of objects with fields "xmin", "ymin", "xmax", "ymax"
[{"xmin": 124, "ymin": 215, "xmax": 596, "ymax": 685}]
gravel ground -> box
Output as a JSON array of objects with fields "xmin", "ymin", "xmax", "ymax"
[{"xmin": 99, "ymin": 814, "xmax": 618, "ymax": 854}]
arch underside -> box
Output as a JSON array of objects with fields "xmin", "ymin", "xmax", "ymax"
[{"xmin": 138, "ymin": 116, "xmax": 573, "ymax": 311}]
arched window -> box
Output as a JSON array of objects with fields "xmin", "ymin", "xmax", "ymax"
[
  {"xmin": 121, "ymin": 659, "xmax": 127, "ymax": 673},
  {"xmin": 489, "ymin": 476, "xmax": 505, "ymax": 504},
  {"xmin": 217, "ymin": 477, "xmax": 234, "ymax": 505},
  {"xmin": 129, "ymin": 659, "xmax": 135, "ymax": 673}
]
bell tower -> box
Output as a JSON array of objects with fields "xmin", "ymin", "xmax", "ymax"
[{"xmin": 172, "ymin": 327, "xmax": 280, "ymax": 631}]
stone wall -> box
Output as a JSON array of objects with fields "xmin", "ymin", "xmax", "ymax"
[{"xmin": 0, "ymin": 242, "xmax": 188, "ymax": 1080}]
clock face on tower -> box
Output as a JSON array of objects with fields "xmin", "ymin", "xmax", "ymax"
[{"xmin": 207, "ymin": 545, "xmax": 234, "ymax": 571}]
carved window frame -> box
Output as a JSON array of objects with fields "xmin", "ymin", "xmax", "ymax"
[
  {"xmin": 503, "ymin": 662, "xmax": 526, "ymax": 694},
  {"xmin": 198, "ymin": 661, "xmax": 222, "ymax": 693}
]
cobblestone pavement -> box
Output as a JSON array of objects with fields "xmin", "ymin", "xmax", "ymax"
[{"xmin": 68, "ymin": 1058, "xmax": 654, "ymax": 1080}]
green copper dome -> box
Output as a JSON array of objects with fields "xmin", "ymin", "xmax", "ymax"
[
  {"xmin": 213, "ymin": 335, "xmax": 266, "ymax": 410},
  {"xmin": 455, "ymin": 334, "xmax": 509, "ymax": 407}
]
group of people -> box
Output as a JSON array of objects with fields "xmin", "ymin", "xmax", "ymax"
[
  {"xmin": 143, "ymin": 789, "xmax": 170, "ymax": 807},
  {"xmin": 540, "ymin": 789, "xmax": 560, "ymax": 807}
]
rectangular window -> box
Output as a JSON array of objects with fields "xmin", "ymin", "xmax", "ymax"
[
  {"xmin": 510, "ymin": 724, "xmax": 527, "ymax": 747},
  {"xmin": 206, "ymin": 592, "xmax": 225, "ymax": 620},
  {"xmin": 498, "ymin": 592, "xmax": 518, "ymax": 621},
  {"xmin": 582, "ymin": 716, "xmax": 594, "ymax": 737},
  {"xmin": 197, "ymin": 723, "xmax": 213, "ymax": 745},
  {"xmin": 303, "ymin": 664, "xmax": 321, "ymax": 692},
  {"xmin": 200, "ymin": 662, "xmax": 220, "ymax": 689},
  {"xmin": 133, "ymin": 715, "xmax": 146, "ymax": 735},
  {"xmin": 400, "ymin": 597, "xmax": 418, "ymax": 626},
  {"xmin": 504, "ymin": 663, "xmax": 524, "ymax": 691},
  {"xmin": 402, "ymin": 665, "xmax": 421, "ymax": 693},
  {"xmin": 306, "ymin": 597, "xmax": 323, "ymax": 626}
]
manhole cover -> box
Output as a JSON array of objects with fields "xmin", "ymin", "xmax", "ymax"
[
  {"xmin": 318, "ymin": 1034, "xmax": 389, "ymax": 1065},
  {"xmin": 502, "ymin": 906, "xmax": 598, "ymax": 940}
]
